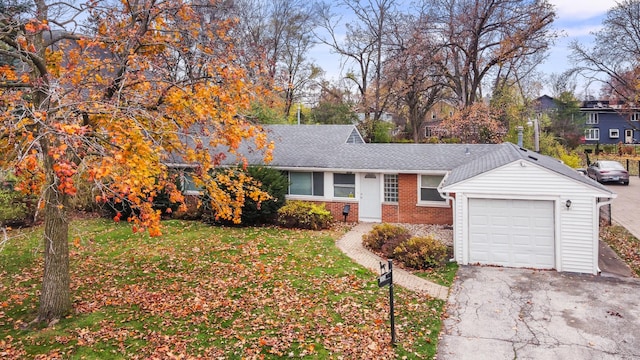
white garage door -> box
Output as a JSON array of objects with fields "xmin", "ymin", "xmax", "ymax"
[{"xmin": 469, "ymin": 198, "xmax": 555, "ymax": 269}]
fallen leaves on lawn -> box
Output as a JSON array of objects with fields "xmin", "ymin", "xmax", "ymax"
[
  {"xmin": 0, "ymin": 336, "xmax": 27, "ymax": 360},
  {"xmin": 2, "ymin": 221, "xmax": 441, "ymax": 358}
]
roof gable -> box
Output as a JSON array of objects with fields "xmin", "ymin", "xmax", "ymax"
[
  {"xmin": 442, "ymin": 143, "xmax": 613, "ymax": 195},
  {"xmin": 347, "ymin": 127, "xmax": 365, "ymax": 144}
]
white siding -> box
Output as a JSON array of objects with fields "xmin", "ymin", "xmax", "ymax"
[{"xmin": 444, "ymin": 161, "xmax": 609, "ymax": 274}]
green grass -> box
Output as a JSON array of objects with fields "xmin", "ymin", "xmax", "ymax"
[
  {"xmin": 0, "ymin": 219, "xmax": 448, "ymax": 359},
  {"xmin": 414, "ymin": 261, "xmax": 459, "ymax": 287}
]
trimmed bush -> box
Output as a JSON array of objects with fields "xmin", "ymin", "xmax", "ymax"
[
  {"xmin": 393, "ymin": 236, "xmax": 448, "ymax": 270},
  {"xmin": 241, "ymin": 166, "xmax": 288, "ymax": 225},
  {"xmin": 277, "ymin": 201, "xmax": 332, "ymax": 230},
  {"xmin": 362, "ymin": 224, "xmax": 411, "ymax": 258},
  {"xmin": 380, "ymin": 235, "xmax": 411, "ymax": 259}
]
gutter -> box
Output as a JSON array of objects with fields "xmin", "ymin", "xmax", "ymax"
[
  {"xmin": 438, "ymin": 174, "xmax": 456, "ymax": 262},
  {"xmin": 595, "ymin": 196, "xmax": 616, "ymax": 274}
]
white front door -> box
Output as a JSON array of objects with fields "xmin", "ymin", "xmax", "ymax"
[
  {"xmin": 625, "ymin": 129, "xmax": 633, "ymax": 143},
  {"xmin": 359, "ymin": 173, "xmax": 381, "ymax": 222}
]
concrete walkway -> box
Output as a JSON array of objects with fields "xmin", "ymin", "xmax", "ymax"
[{"xmin": 336, "ymin": 222, "xmax": 449, "ymax": 300}]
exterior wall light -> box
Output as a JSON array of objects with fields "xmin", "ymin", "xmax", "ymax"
[{"xmin": 565, "ymin": 199, "xmax": 572, "ymax": 209}]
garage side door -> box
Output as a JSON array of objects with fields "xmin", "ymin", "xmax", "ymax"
[{"xmin": 469, "ymin": 199, "xmax": 555, "ymax": 269}]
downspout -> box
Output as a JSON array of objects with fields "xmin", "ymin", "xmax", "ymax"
[
  {"xmin": 595, "ymin": 196, "xmax": 616, "ymax": 274},
  {"xmin": 438, "ymin": 174, "xmax": 456, "ymax": 262}
]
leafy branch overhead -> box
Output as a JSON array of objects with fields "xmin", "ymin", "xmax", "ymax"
[{"xmin": 0, "ymin": 0, "xmax": 273, "ymax": 323}]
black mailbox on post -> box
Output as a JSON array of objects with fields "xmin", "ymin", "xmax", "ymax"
[{"xmin": 342, "ymin": 204, "xmax": 350, "ymax": 222}]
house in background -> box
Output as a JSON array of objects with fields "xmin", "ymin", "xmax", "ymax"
[
  {"xmin": 355, "ymin": 111, "xmax": 395, "ymax": 123},
  {"xmin": 581, "ymin": 99, "xmax": 640, "ymax": 145},
  {"xmin": 534, "ymin": 94, "xmax": 556, "ymax": 114},
  {"xmin": 386, "ymin": 100, "xmax": 458, "ymax": 142},
  {"xmin": 173, "ymin": 124, "xmax": 615, "ymax": 275},
  {"xmin": 537, "ymin": 95, "xmax": 640, "ymax": 145}
]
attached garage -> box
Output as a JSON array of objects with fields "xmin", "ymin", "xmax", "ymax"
[
  {"xmin": 440, "ymin": 144, "xmax": 615, "ymax": 274},
  {"xmin": 468, "ymin": 198, "xmax": 555, "ymax": 269}
]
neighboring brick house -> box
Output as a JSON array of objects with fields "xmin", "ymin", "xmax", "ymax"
[
  {"xmin": 419, "ymin": 101, "xmax": 457, "ymax": 142},
  {"xmin": 385, "ymin": 101, "xmax": 457, "ymax": 142},
  {"xmin": 170, "ymin": 124, "xmax": 615, "ymax": 274}
]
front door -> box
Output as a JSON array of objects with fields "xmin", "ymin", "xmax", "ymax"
[
  {"xmin": 359, "ymin": 173, "xmax": 381, "ymax": 222},
  {"xmin": 625, "ymin": 129, "xmax": 634, "ymax": 143}
]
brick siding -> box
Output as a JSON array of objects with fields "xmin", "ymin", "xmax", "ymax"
[
  {"xmin": 319, "ymin": 174, "xmax": 453, "ymax": 225},
  {"xmin": 390, "ymin": 174, "xmax": 453, "ymax": 224},
  {"xmin": 323, "ymin": 201, "xmax": 359, "ymax": 222}
]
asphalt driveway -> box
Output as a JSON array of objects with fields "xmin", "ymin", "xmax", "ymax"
[
  {"xmin": 437, "ymin": 266, "xmax": 640, "ymax": 360},
  {"xmin": 608, "ymin": 176, "xmax": 640, "ymax": 239}
]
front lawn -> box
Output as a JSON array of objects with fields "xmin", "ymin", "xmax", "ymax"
[{"xmin": 0, "ymin": 219, "xmax": 446, "ymax": 359}]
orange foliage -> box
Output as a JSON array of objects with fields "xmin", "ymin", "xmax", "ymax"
[
  {"xmin": 441, "ymin": 102, "xmax": 506, "ymax": 144},
  {"xmin": 0, "ymin": 1, "xmax": 273, "ymax": 235}
]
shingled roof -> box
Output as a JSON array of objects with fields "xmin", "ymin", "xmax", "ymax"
[
  {"xmin": 241, "ymin": 125, "xmax": 497, "ymax": 172},
  {"xmin": 441, "ymin": 142, "xmax": 612, "ymax": 194},
  {"xmin": 171, "ymin": 124, "xmax": 611, "ymax": 194}
]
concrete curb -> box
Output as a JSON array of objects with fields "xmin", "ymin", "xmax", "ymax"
[{"xmin": 336, "ymin": 223, "xmax": 450, "ymax": 300}]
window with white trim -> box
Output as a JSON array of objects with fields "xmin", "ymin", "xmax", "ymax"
[
  {"xmin": 288, "ymin": 171, "xmax": 324, "ymax": 196},
  {"xmin": 384, "ymin": 174, "xmax": 398, "ymax": 202},
  {"xmin": 609, "ymin": 129, "xmax": 619, "ymax": 138},
  {"xmin": 180, "ymin": 170, "xmax": 202, "ymax": 195},
  {"xmin": 586, "ymin": 113, "xmax": 599, "ymax": 124},
  {"xmin": 631, "ymin": 112, "xmax": 640, "ymax": 122},
  {"xmin": 585, "ymin": 128, "xmax": 600, "ymax": 141},
  {"xmin": 333, "ymin": 173, "xmax": 355, "ymax": 198},
  {"xmin": 419, "ymin": 175, "xmax": 446, "ymax": 203}
]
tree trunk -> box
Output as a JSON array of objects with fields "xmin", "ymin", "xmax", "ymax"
[{"xmin": 36, "ymin": 158, "xmax": 71, "ymax": 324}]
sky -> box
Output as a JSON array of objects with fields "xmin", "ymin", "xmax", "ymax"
[
  {"xmin": 310, "ymin": 0, "xmax": 620, "ymax": 98},
  {"xmin": 540, "ymin": 0, "xmax": 618, "ymax": 96}
]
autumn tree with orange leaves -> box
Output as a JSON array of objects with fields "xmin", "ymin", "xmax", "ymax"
[
  {"xmin": 441, "ymin": 102, "xmax": 506, "ymax": 144},
  {"xmin": 0, "ymin": 0, "xmax": 272, "ymax": 324}
]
